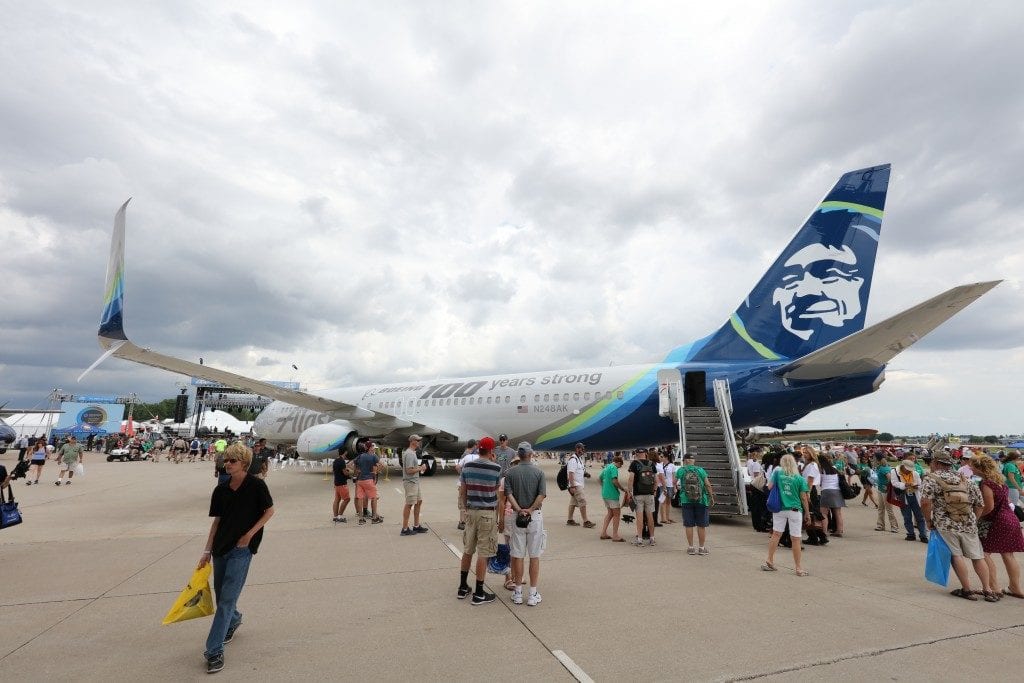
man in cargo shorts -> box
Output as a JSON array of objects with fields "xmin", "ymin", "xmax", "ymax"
[
  {"xmin": 502, "ymin": 441, "xmax": 547, "ymax": 606},
  {"xmin": 400, "ymin": 434, "xmax": 428, "ymax": 536},
  {"xmin": 457, "ymin": 436, "xmax": 501, "ymax": 605}
]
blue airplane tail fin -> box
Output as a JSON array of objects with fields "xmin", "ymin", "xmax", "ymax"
[{"xmin": 688, "ymin": 164, "xmax": 890, "ymax": 362}]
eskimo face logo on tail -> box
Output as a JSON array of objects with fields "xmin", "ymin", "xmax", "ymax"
[{"xmin": 771, "ymin": 243, "xmax": 864, "ymax": 340}]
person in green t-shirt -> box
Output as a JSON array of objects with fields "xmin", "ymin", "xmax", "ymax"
[
  {"xmin": 1002, "ymin": 451, "xmax": 1023, "ymax": 508},
  {"xmin": 675, "ymin": 453, "xmax": 716, "ymax": 555},
  {"xmin": 598, "ymin": 455, "xmax": 628, "ymax": 542},
  {"xmin": 874, "ymin": 454, "xmax": 900, "ymax": 532},
  {"xmin": 763, "ymin": 453, "xmax": 810, "ymax": 576}
]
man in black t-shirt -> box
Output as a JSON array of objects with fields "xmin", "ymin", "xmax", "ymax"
[
  {"xmin": 198, "ymin": 443, "xmax": 274, "ymax": 675},
  {"xmin": 332, "ymin": 448, "xmax": 353, "ymax": 523},
  {"xmin": 627, "ymin": 448, "xmax": 657, "ymax": 546}
]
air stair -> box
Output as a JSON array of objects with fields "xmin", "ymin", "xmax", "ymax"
[{"xmin": 658, "ymin": 372, "xmax": 746, "ymax": 516}]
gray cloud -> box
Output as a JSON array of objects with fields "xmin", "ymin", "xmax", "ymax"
[{"xmin": 1, "ymin": 2, "xmax": 1022, "ymax": 435}]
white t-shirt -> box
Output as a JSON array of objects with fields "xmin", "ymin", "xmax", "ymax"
[
  {"xmin": 567, "ymin": 455, "xmax": 585, "ymax": 489},
  {"xmin": 802, "ymin": 462, "xmax": 821, "ymax": 489},
  {"xmin": 456, "ymin": 451, "xmax": 478, "ymax": 487},
  {"xmin": 664, "ymin": 463, "xmax": 676, "ymax": 489},
  {"xmin": 655, "ymin": 462, "xmax": 666, "ymax": 487},
  {"xmin": 820, "ymin": 472, "xmax": 840, "ymax": 491},
  {"xmin": 746, "ymin": 458, "xmax": 763, "ymax": 477}
]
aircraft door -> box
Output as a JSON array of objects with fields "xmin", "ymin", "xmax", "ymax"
[{"xmin": 683, "ymin": 371, "xmax": 707, "ymax": 408}]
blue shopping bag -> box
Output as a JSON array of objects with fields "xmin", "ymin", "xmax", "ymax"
[{"xmin": 924, "ymin": 532, "xmax": 951, "ymax": 587}]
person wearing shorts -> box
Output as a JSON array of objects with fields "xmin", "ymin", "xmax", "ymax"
[
  {"xmin": 26, "ymin": 438, "xmax": 48, "ymax": 485},
  {"xmin": 55, "ymin": 435, "xmax": 85, "ymax": 486},
  {"xmin": 676, "ymin": 452, "xmax": 716, "ymax": 555},
  {"xmin": 921, "ymin": 452, "xmax": 989, "ymax": 599},
  {"xmin": 400, "ymin": 435, "xmax": 428, "ymax": 536},
  {"xmin": 502, "ymin": 441, "xmax": 547, "ymax": 606},
  {"xmin": 763, "ymin": 454, "xmax": 810, "ymax": 576},
  {"xmin": 354, "ymin": 442, "xmax": 382, "ymax": 525},
  {"xmin": 331, "ymin": 448, "xmax": 352, "ymax": 523},
  {"xmin": 457, "ymin": 436, "xmax": 502, "ymax": 605},
  {"xmin": 565, "ymin": 443, "xmax": 593, "ymax": 528},
  {"xmin": 628, "ymin": 448, "xmax": 658, "ymax": 546},
  {"xmin": 598, "ymin": 454, "xmax": 627, "ymax": 542}
]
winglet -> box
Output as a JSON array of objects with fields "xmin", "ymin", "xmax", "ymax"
[
  {"xmin": 80, "ymin": 200, "xmax": 131, "ymax": 382},
  {"xmin": 98, "ymin": 199, "xmax": 131, "ymax": 343}
]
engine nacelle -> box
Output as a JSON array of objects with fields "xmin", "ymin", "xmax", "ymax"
[{"xmin": 296, "ymin": 421, "xmax": 358, "ymax": 459}]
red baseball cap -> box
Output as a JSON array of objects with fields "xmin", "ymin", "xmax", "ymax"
[{"xmin": 478, "ymin": 436, "xmax": 496, "ymax": 450}]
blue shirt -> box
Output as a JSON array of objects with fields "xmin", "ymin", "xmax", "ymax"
[{"xmin": 355, "ymin": 453, "xmax": 378, "ymax": 480}]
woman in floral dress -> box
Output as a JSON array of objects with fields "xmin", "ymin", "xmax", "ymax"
[{"xmin": 971, "ymin": 455, "xmax": 1024, "ymax": 599}]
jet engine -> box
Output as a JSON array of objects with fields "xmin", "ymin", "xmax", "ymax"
[{"xmin": 296, "ymin": 421, "xmax": 359, "ymax": 459}]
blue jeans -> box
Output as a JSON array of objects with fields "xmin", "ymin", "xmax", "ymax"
[
  {"xmin": 204, "ymin": 546, "xmax": 252, "ymax": 659},
  {"xmin": 901, "ymin": 493, "xmax": 927, "ymax": 539}
]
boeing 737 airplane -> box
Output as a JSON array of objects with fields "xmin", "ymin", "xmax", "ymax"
[{"xmin": 84, "ymin": 164, "xmax": 999, "ymax": 459}]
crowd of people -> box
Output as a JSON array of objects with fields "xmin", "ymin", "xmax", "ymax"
[
  {"xmin": 6, "ymin": 427, "xmax": 1023, "ymax": 676},
  {"xmin": 745, "ymin": 440, "xmax": 1024, "ymax": 597}
]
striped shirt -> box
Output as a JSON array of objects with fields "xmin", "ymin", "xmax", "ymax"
[{"xmin": 460, "ymin": 458, "xmax": 501, "ymax": 509}]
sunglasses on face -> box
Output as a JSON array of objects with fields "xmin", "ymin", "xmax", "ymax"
[{"xmin": 224, "ymin": 458, "xmax": 239, "ymax": 464}]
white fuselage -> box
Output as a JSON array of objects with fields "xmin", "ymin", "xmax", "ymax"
[{"xmin": 253, "ymin": 364, "xmax": 647, "ymax": 449}]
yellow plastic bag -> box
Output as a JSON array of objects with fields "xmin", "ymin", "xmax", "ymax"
[{"xmin": 162, "ymin": 563, "xmax": 215, "ymax": 625}]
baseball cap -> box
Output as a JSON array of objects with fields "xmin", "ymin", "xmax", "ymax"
[
  {"xmin": 409, "ymin": 434, "xmax": 422, "ymax": 442},
  {"xmin": 575, "ymin": 442, "xmax": 585, "ymax": 449},
  {"xmin": 517, "ymin": 441, "xmax": 533, "ymax": 454},
  {"xmin": 683, "ymin": 452, "xmax": 695, "ymax": 460},
  {"xmin": 932, "ymin": 452, "xmax": 955, "ymax": 466},
  {"xmin": 478, "ymin": 436, "xmax": 496, "ymax": 450},
  {"xmin": 498, "ymin": 434, "xmax": 508, "ymax": 440}
]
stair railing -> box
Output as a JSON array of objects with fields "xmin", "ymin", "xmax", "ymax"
[{"xmin": 712, "ymin": 378, "xmax": 747, "ymax": 515}]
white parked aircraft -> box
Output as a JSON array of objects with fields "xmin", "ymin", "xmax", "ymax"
[{"xmin": 83, "ymin": 165, "xmax": 998, "ymax": 458}]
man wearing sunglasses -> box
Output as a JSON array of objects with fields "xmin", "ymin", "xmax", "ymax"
[{"xmin": 198, "ymin": 442, "xmax": 275, "ymax": 675}]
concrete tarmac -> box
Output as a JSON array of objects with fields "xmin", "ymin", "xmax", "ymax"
[{"xmin": 2, "ymin": 453, "xmax": 1024, "ymax": 682}]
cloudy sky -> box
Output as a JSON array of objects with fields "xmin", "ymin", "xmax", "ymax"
[{"xmin": 2, "ymin": 1, "xmax": 1022, "ymax": 436}]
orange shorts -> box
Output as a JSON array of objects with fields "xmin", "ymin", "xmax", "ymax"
[
  {"xmin": 356, "ymin": 479, "xmax": 378, "ymax": 500},
  {"xmin": 334, "ymin": 484, "xmax": 351, "ymax": 500}
]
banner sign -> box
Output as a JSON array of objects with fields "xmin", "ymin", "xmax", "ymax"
[{"xmin": 53, "ymin": 401, "xmax": 126, "ymax": 437}]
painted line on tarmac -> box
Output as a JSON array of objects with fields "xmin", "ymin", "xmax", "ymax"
[
  {"xmin": 551, "ymin": 651, "xmax": 594, "ymax": 683},
  {"xmin": 443, "ymin": 540, "xmax": 461, "ymax": 557},
  {"xmin": 394, "ymin": 487, "xmax": 402, "ymax": 494}
]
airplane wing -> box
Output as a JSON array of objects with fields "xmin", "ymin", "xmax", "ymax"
[
  {"xmin": 754, "ymin": 428, "xmax": 878, "ymax": 442},
  {"xmin": 81, "ymin": 200, "xmax": 448, "ymax": 439},
  {"xmin": 778, "ymin": 281, "xmax": 1001, "ymax": 381}
]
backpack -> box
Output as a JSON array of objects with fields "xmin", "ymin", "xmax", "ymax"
[
  {"xmin": 556, "ymin": 464, "xmax": 569, "ymax": 491},
  {"xmin": 682, "ymin": 467, "xmax": 703, "ymax": 502},
  {"xmin": 932, "ymin": 474, "xmax": 973, "ymax": 524},
  {"xmin": 635, "ymin": 462, "xmax": 656, "ymax": 495}
]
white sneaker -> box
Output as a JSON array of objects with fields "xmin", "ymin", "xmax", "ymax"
[
  {"xmin": 527, "ymin": 592, "xmax": 542, "ymax": 606},
  {"xmin": 687, "ymin": 546, "xmax": 697, "ymax": 555},
  {"xmin": 698, "ymin": 546, "xmax": 709, "ymax": 556},
  {"xmin": 511, "ymin": 589, "xmax": 523, "ymax": 605}
]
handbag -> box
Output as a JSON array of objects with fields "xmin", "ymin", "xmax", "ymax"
[
  {"xmin": 751, "ymin": 473, "xmax": 767, "ymax": 491},
  {"xmin": 886, "ymin": 484, "xmax": 905, "ymax": 509},
  {"xmin": 766, "ymin": 472, "xmax": 783, "ymax": 513},
  {"xmin": 924, "ymin": 532, "xmax": 952, "ymax": 587},
  {"xmin": 1, "ymin": 484, "xmax": 23, "ymax": 529},
  {"xmin": 839, "ymin": 477, "xmax": 860, "ymax": 500}
]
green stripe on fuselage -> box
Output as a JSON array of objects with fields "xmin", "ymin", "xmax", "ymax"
[
  {"xmin": 729, "ymin": 313, "xmax": 782, "ymax": 360},
  {"xmin": 537, "ymin": 367, "xmax": 653, "ymax": 443}
]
